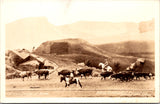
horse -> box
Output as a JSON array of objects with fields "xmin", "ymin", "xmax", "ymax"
[
  {"xmin": 99, "ymin": 63, "xmax": 106, "ymax": 72},
  {"xmin": 99, "ymin": 63, "xmax": 113, "ymax": 72},
  {"xmin": 60, "ymin": 75, "xmax": 82, "ymax": 88}
]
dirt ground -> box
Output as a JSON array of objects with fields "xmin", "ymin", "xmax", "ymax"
[{"xmin": 6, "ymin": 72, "xmax": 155, "ymax": 97}]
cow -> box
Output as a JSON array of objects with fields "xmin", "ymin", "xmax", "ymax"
[
  {"xmin": 6, "ymin": 72, "xmax": 17, "ymax": 79},
  {"xmin": 75, "ymin": 68, "xmax": 93, "ymax": 79},
  {"xmin": 19, "ymin": 71, "xmax": 32, "ymax": 81},
  {"xmin": 58, "ymin": 69, "xmax": 71, "ymax": 76},
  {"xmin": 60, "ymin": 75, "xmax": 82, "ymax": 88},
  {"xmin": 134, "ymin": 72, "xmax": 153, "ymax": 80},
  {"xmin": 111, "ymin": 71, "xmax": 134, "ymax": 82},
  {"xmin": 141, "ymin": 72, "xmax": 154, "ymax": 80},
  {"xmin": 149, "ymin": 72, "xmax": 155, "ymax": 79},
  {"xmin": 34, "ymin": 69, "xmax": 49, "ymax": 80},
  {"xmin": 100, "ymin": 72, "xmax": 113, "ymax": 80},
  {"xmin": 111, "ymin": 73, "xmax": 123, "ymax": 81},
  {"xmin": 134, "ymin": 72, "xmax": 143, "ymax": 80},
  {"xmin": 122, "ymin": 72, "xmax": 134, "ymax": 81}
]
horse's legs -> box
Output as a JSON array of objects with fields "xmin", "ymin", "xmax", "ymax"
[
  {"xmin": 78, "ymin": 80, "xmax": 82, "ymax": 88},
  {"xmin": 38, "ymin": 75, "xmax": 40, "ymax": 79}
]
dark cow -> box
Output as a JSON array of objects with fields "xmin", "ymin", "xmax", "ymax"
[
  {"xmin": 34, "ymin": 69, "xmax": 49, "ymax": 80},
  {"xmin": 111, "ymin": 73, "xmax": 123, "ymax": 80},
  {"xmin": 134, "ymin": 72, "xmax": 154, "ymax": 80},
  {"xmin": 60, "ymin": 75, "xmax": 82, "ymax": 88},
  {"xmin": 100, "ymin": 72, "xmax": 113, "ymax": 80},
  {"xmin": 141, "ymin": 72, "xmax": 154, "ymax": 80},
  {"xmin": 122, "ymin": 72, "xmax": 134, "ymax": 81},
  {"xmin": 111, "ymin": 71, "xmax": 134, "ymax": 82},
  {"xmin": 58, "ymin": 69, "xmax": 71, "ymax": 76},
  {"xmin": 75, "ymin": 68, "xmax": 93, "ymax": 79},
  {"xmin": 134, "ymin": 72, "xmax": 143, "ymax": 80}
]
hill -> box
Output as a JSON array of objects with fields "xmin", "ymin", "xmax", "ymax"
[
  {"xmin": 34, "ymin": 38, "xmax": 110, "ymax": 58},
  {"xmin": 97, "ymin": 40, "xmax": 154, "ymax": 59},
  {"xmin": 6, "ymin": 17, "xmax": 155, "ymax": 73}
]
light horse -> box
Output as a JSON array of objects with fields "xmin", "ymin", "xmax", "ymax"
[
  {"xmin": 99, "ymin": 63, "xmax": 113, "ymax": 72},
  {"xmin": 60, "ymin": 73, "xmax": 82, "ymax": 88}
]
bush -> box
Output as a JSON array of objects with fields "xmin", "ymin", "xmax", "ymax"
[
  {"xmin": 84, "ymin": 57, "xmax": 105, "ymax": 68},
  {"xmin": 113, "ymin": 62, "xmax": 121, "ymax": 72}
]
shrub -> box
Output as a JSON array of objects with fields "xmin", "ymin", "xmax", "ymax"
[{"xmin": 113, "ymin": 61, "xmax": 121, "ymax": 72}]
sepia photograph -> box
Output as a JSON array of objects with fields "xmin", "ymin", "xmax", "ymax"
[{"xmin": 1, "ymin": 0, "xmax": 159, "ymax": 103}]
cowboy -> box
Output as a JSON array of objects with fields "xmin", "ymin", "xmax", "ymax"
[
  {"xmin": 104, "ymin": 59, "xmax": 109, "ymax": 67},
  {"xmin": 70, "ymin": 70, "xmax": 74, "ymax": 80}
]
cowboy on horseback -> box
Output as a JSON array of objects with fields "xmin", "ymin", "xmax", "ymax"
[{"xmin": 104, "ymin": 59, "xmax": 113, "ymax": 72}]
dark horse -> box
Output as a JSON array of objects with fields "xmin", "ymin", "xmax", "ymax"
[{"xmin": 60, "ymin": 75, "xmax": 82, "ymax": 88}]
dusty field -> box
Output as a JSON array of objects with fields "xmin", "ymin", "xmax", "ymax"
[{"xmin": 6, "ymin": 72, "xmax": 155, "ymax": 97}]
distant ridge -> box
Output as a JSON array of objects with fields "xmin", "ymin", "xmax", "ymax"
[{"xmin": 6, "ymin": 17, "xmax": 154, "ymax": 50}]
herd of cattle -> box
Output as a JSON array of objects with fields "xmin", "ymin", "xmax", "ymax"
[{"xmin": 6, "ymin": 67, "xmax": 155, "ymax": 88}]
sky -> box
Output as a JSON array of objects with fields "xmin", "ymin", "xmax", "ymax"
[
  {"xmin": 3, "ymin": 0, "xmax": 158, "ymax": 50},
  {"xmin": 5, "ymin": 0, "xmax": 157, "ymax": 25}
]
